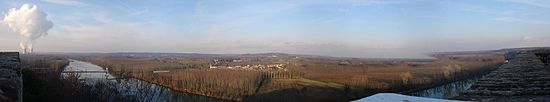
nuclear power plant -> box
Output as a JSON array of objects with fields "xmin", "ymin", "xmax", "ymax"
[
  {"xmin": 3, "ymin": 4, "xmax": 53, "ymax": 55},
  {"xmin": 22, "ymin": 47, "xmax": 32, "ymax": 54}
]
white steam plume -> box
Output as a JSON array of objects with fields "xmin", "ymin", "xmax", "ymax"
[{"xmin": 3, "ymin": 4, "xmax": 53, "ymax": 54}]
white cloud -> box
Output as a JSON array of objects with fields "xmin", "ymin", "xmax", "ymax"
[
  {"xmin": 5, "ymin": 0, "xmax": 547, "ymax": 58},
  {"xmin": 198, "ymin": 0, "xmax": 410, "ymax": 36},
  {"xmin": 490, "ymin": 17, "xmax": 549, "ymax": 24},
  {"xmin": 41, "ymin": 0, "xmax": 91, "ymax": 7},
  {"xmin": 503, "ymin": 0, "xmax": 550, "ymax": 8},
  {"xmin": 523, "ymin": 35, "xmax": 550, "ymax": 42}
]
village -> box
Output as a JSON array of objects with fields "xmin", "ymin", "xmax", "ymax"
[{"xmin": 208, "ymin": 58, "xmax": 287, "ymax": 71}]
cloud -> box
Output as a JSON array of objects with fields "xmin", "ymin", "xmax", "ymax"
[
  {"xmin": 5, "ymin": 0, "xmax": 546, "ymax": 58},
  {"xmin": 523, "ymin": 35, "xmax": 550, "ymax": 42},
  {"xmin": 3, "ymin": 4, "xmax": 53, "ymax": 53},
  {"xmin": 503, "ymin": 0, "xmax": 550, "ymax": 8},
  {"xmin": 198, "ymin": 0, "xmax": 410, "ymax": 35},
  {"xmin": 490, "ymin": 17, "xmax": 549, "ymax": 24},
  {"xmin": 41, "ymin": 0, "xmax": 91, "ymax": 7},
  {"xmin": 461, "ymin": 7, "xmax": 491, "ymax": 14}
]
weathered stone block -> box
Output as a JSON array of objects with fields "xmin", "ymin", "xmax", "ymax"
[
  {"xmin": 462, "ymin": 51, "xmax": 550, "ymax": 100},
  {"xmin": 0, "ymin": 52, "xmax": 21, "ymax": 102}
]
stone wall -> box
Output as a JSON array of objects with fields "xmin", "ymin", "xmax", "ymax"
[
  {"xmin": 0, "ymin": 52, "xmax": 22, "ymax": 102},
  {"xmin": 535, "ymin": 52, "xmax": 550, "ymax": 65},
  {"xmin": 461, "ymin": 51, "xmax": 550, "ymax": 101}
]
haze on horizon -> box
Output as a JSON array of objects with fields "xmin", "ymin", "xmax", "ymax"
[{"xmin": 1, "ymin": 0, "xmax": 549, "ymax": 58}]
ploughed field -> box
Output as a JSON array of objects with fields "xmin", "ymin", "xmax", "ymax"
[{"xmin": 42, "ymin": 52, "xmax": 504, "ymax": 101}]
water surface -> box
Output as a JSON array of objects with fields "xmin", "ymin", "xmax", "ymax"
[
  {"xmin": 62, "ymin": 59, "xmax": 221, "ymax": 102},
  {"xmin": 407, "ymin": 78, "xmax": 479, "ymax": 99}
]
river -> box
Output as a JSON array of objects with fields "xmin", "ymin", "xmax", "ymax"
[
  {"xmin": 406, "ymin": 78, "xmax": 480, "ymax": 99},
  {"xmin": 62, "ymin": 59, "xmax": 221, "ymax": 102}
]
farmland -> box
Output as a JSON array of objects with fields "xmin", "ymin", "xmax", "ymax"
[{"xmin": 37, "ymin": 51, "xmax": 505, "ymax": 101}]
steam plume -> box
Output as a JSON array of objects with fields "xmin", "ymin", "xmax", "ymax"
[{"xmin": 3, "ymin": 4, "xmax": 53, "ymax": 54}]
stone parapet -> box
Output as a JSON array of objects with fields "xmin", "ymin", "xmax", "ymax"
[
  {"xmin": 462, "ymin": 50, "xmax": 550, "ymax": 101},
  {"xmin": 0, "ymin": 52, "xmax": 22, "ymax": 102}
]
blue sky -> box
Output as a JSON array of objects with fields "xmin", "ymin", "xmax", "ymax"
[{"xmin": 1, "ymin": 0, "xmax": 550, "ymax": 58}]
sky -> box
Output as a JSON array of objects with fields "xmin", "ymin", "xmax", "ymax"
[{"xmin": 1, "ymin": 0, "xmax": 550, "ymax": 58}]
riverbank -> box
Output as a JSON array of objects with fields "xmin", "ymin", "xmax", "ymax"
[
  {"xmin": 353, "ymin": 93, "xmax": 466, "ymax": 102},
  {"xmin": 403, "ymin": 63, "xmax": 502, "ymax": 94},
  {"xmin": 64, "ymin": 59, "xmax": 223, "ymax": 102},
  {"xmin": 407, "ymin": 77, "xmax": 480, "ymax": 99},
  {"xmin": 130, "ymin": 76, "xmax": 233, "ymax": 101}
]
